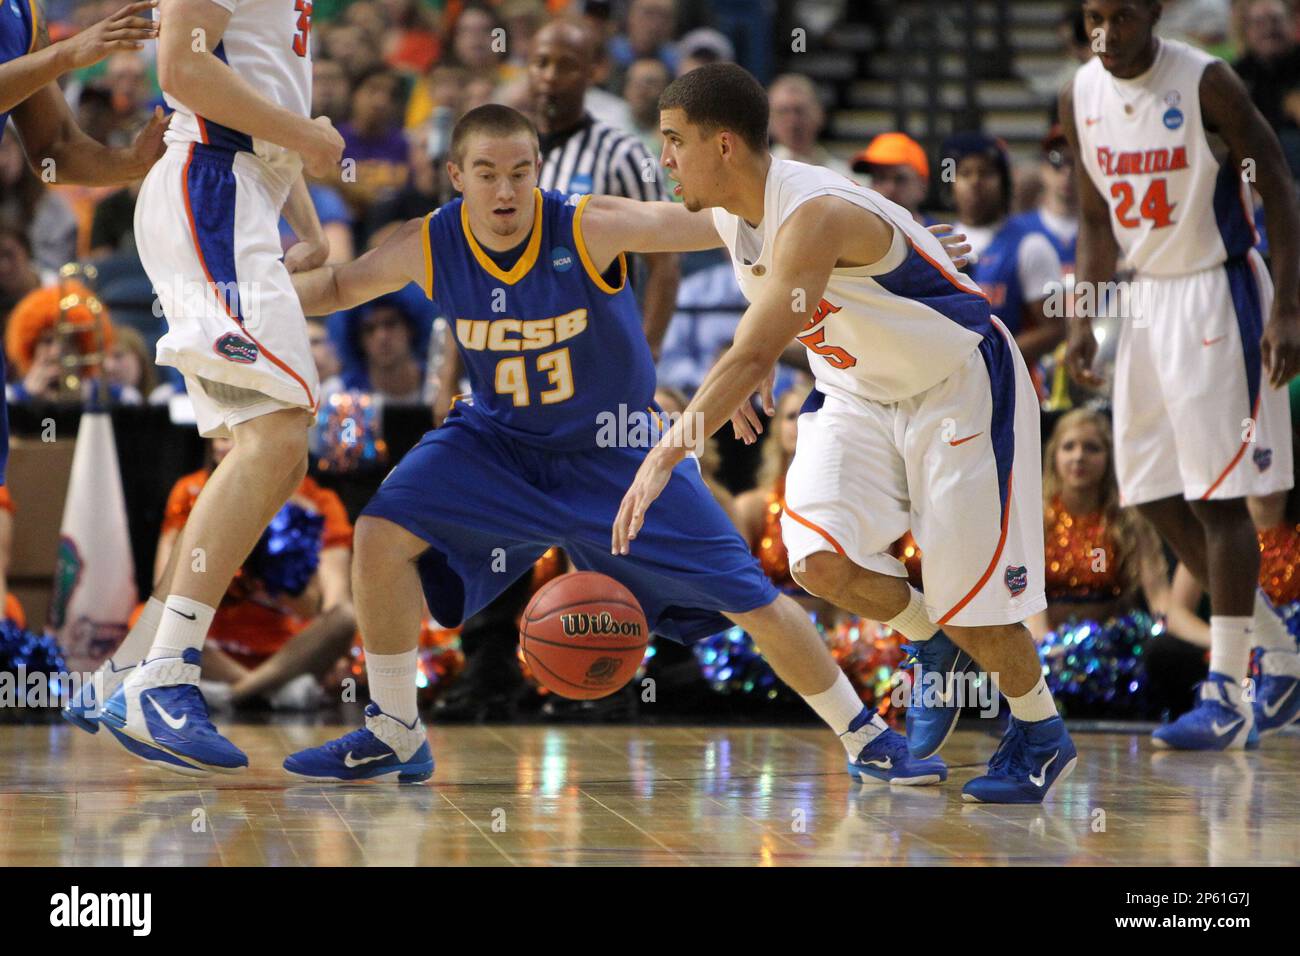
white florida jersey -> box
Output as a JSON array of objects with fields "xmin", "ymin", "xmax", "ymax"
[
  {"xmin": 1073, "ymin": 39, "xmax": 1257, "ymax": 277},
  {"xmin": 159, "ymin": 0, "xmax": 313, "ymax": 181},
  {"xmin": 711, "ymin": 159, "xmax": 993, "ymax": 404}
]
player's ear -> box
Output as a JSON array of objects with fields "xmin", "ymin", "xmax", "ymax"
[{"xmin": 446, "ymin": 159, "xmax": 463, "ymax": 192}]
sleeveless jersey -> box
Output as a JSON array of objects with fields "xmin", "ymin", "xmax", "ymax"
[
  {"xmin": 0, "ymin": 0, "xmax": 37, "ymax": 140},
  {"xmin": 1073, "ymin": 39, "xmax": 1257, "ymax": 277},
  {"xmin": 711, "ymin": 159, "xmax": 994, "ymax": 404},
  {"xmin": 158, "ymin": 0, "xmax": 313, "ymax": 184},
  {"xmin": 423, "ymin": 189, "xmax": 657, "ymax": 450}
]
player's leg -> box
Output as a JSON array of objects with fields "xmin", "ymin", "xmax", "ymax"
[
  {"xmin": 725, "ymin": 594, "xmax": 946, "ymax": 786},
  {"xmin": 226, "ymin": 610, "xmax": 357, "ymax": 705},
  {"xmin": 283, "ymin": 417, "xmax": 552, "ymax": 782}
]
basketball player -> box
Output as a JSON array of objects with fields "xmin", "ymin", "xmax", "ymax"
[
  {"xmin": 280, "ymin": 104, "xmax": 951, "ymax": 788},
  {"xmin": 612, "ymin": 63, "xmax": 1075, "ymax": 804},
  {"xmin": 62, "ymin": 0, "xmax": 344, "ymax": 774},
  {"xmin": 1063, "ymin": 0, "xmax": 1300, "ymax": 747}
]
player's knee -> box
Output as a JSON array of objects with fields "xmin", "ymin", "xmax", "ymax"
[
  {"xmin": 354, "ymin": 515, "xmax": 425, "ymax": 566},
  {"xmin": 790, "ymin": 550, "xmax": 855, "ymax": 600}
]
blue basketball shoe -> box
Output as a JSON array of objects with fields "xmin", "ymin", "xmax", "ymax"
[
  {"xmin": 283, "ymin": 702, "xmax": 434, "ymax": 783},
  {"xmin": 100, "ymin": 649, "xmax": 248, "ymax": 775},
  {"xmin": 62, "ymin": 658, "xmax": 135, "ymax": 734},
  {"xmin": 844, "ymin": 707, "xmax": 948, "ymax": 785},
  {"xmin": 1254, "ymin": 652, "xmax": 1300, "ymax": 736},
  {"xmin": 902, "ymin": 630, "xmax": 973, "ymax": 758},
  {"xmin": 962, "ymin": 715, "xmax": 1077, "ymax": 804},
  {"xmin": 1152, "ymin": 673, "xmax": 1254, "ymax": 751}
]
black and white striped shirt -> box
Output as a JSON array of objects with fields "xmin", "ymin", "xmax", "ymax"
[{"xmin": 538, "ymin": 113, "xmax": 667, "ymax": 202}]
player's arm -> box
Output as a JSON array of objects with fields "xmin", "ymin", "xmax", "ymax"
[
  {"xmin": 291, "ymin": 216, "xmax": 427, "ymax": 316},
  {"xmin": 1015, "ymin": 234, "xmax": 1067, "ymax": 366},
  {"xmin": 613, "ymin": 197, "xmax": 888, "ymax": 553},
  {"xmin": 579, "ymin": 195, "xmax": 723, "ymax": 267},
  {"xmin": 1201, "ymin": 60, "xmax": 1300, "ymax": 387},
  {"xmin": 157, "ymin": 0, "xmax": 343, "ymax": 176},
  {"xmin": 0, "ymin": 1, "xmax": 157, "ymax": 114},
  {"xmin": 281, "ymin": 174, "xmax": 329, "ymax": 273},
  {"xmin": 1060, "ymin": 79, "xmax": 1118, "ymax": 388}
]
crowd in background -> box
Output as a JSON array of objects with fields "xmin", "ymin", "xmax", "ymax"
[{"xmin": 3, "ymin": 0, "xmax": 1300, "ymax": 721}]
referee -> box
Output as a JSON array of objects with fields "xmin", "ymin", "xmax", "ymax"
[{"xmin": 529, "ymin": 18, "xmax": 681, "ymax": 358}]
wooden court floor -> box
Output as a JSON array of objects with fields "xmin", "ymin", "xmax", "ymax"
[{"xmin": 2, "ymin": 721, "xmax": 1298, "ymax": 866}]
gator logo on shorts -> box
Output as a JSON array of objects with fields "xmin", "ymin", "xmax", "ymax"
[
  {"xmin": 1254, "ymin": 447, "xmax": 1273, "ymax": 472},
  {"xmin": 1004, "ymin": 565, "xmax": 1028, "ymax": 597},
  {"xmin": 214, "ymin": 333, "xmax": 259, "ymax": 364}
]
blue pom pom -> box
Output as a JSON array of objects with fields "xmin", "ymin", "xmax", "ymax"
[
  {"xmin": 1038, "ymin": 610, "xmax": 1157, "ymax": 717},
  {"xmin": 0, "ymin": 618, "xmax": 67, "ymax": 676},
  {"xmin": 245, "ymin": 502, "xmax": 325, "ymax": 596}
]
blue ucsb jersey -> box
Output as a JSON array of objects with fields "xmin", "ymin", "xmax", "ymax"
[
  {"xmin": 422, "ymin": 189, "xmax": 657, "ymax": 450},
  {"xmin": 1, "ymin": 0, "xmax": 36, "ymax": 139}
]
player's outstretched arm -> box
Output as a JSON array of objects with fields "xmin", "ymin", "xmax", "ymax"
[
  {"xmin": 613, "ymin": 197, "xmax": 890, "ymax": 554},
  {"xmin": 158, "ymin": 0, "xmax": 343, "ymax": 176},
  {"xmin": 281, "ymin": 174, "xmax": 330, "ymax": 274},
  {"xmin": 0, "ymin": 1, "xmax": 157, "ymax": 115},
  {"xmin": 1201, "ymin": 60, "xmax": 1300, "ymax": 387},
  {"xmin": 578, "ymin": 195, "xmax": 723, "ymax": 268},
  {"xmin": 292, "ymin": 216, "xmax": 427, "ymax": 316},
  {"xmin": 1059, "ymin": 79, "xmax": 1118, "ymax": 388}
]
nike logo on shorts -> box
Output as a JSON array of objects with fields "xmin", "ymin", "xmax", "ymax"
[{"xmin": 949, "ymin": 432, "xmax": 983, "ymax": 447}]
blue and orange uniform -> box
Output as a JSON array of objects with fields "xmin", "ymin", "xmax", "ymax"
[
  {"xmin": 0, "ymin": 0, "xmax": 38, "ymax": 485},
  {"xmin": 361, "ymin": 189, "xmax": 778, "ymax": 641}
]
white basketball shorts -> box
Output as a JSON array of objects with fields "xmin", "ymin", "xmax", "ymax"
[
  {"xmin": 135, "ymin": 142, "xmax": 318, "ymax": 438},
  {"xmin": 1113, "ymin": 249, "xmax": 1293, "ymax": 505},
  {"xmin": 781, "ymin": 319, "xmax": 1047, "ymax": 628}
]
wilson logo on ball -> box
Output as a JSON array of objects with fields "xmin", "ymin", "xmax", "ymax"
[
  {"xmin": 584, "ymin": 657, "xmax": 622, "ymax": 681},
  {"xmin": 560, "ymin": 611, "xmax": 642, "ymax": 638}
]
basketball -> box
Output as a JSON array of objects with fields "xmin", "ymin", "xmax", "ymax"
[{"xmin": 519, "ymin": 572, "xmax": 649, "ymax": 700}]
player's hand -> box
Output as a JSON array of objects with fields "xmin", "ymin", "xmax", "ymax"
[
  {"xmin": 62, "ymin": 1, "xmax": 159, "ymax": 69},
  {"xmin": 129, "ymin": 106, "xmax": 169, "ymax": 171},
  {"xmin": 730, "ymin": 364, "xmax": 777, "ymax": 444},
  {"xmin": 300, "ymin": 116, "xmax": 345, "ymax": 179},
  {"xmin": 1064, "ymin": 316, "xmax": 1104, "ymax": 388},
  {"xmin": 928, "ymin": 223, "xmax": 972, "ymax": 269},
  {"xmin": 612, "ymin": 448, "xmax": 675, "ymax": 556},
  {"xmin": 1262, "ymin": 304, "xmax": 1300, "ymax": 388},
  {"xmin": 284, "ymin": 237, "xmax": 329, "ymax": 274}
]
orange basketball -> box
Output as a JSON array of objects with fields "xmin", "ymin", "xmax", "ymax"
[{"xmin": 520, "ymin": 572, "xmax": 649, "ymax": 700}]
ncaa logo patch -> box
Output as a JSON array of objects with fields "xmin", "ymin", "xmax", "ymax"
[
  {"xmin": 1163, "ymin": 108, "xmax": 1184, "ymax": 130},
  {"xmin": 1004, "ymin": 565, "xmax": 1028, "ymax": 597},
  {"xmin": 552, "ymin": 245, "xmax": 574, "ymax": 272},
  {"xmin": 214, "ymin": 332, "xmax": 259, "ymax": 364},
  {"xmin": 1254, "ymin": 447, "xmax": 1273, "ymax": 472}
]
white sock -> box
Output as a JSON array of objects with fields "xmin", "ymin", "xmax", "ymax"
[
  {"xmin": 803, "ymin": 671, "xmax": 884, "ymax": 754},
  {"xmin": 1209, "ymin": 615, "xmax": 1252, "ymax": 683},
  {"xmin": 109, "ymin": 596, "xmax": 165, "ymax": 667},
  {"xmin": 1006, "ymin": 676, "xmax": 1058, "ymax": 723},
  {"xmin": 1254, "ymin": 591, "xmax": 1295, "ymax": 653},
  {"xmin": 148, "ymin": 595, "xmax": 215, "ymax": 660},
  {"xmin": 367, "ymin": 648, "xmax": 419, "ymax": 726},
  {"xmin": 886, "ymin": 586, "xmax": 938, "ymax": 643}
]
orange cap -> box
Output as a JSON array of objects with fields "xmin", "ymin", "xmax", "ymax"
[{"xmin": 852, "ymin": 132, "xmax": 929, "ymax": 181}]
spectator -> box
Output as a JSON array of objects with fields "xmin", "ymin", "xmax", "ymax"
[
  {"xmin": 103, "ymin": 324, "xmax": 155, "ymax": 404},
  {"xmin": 851, "ymin": 132, "xmax": 930, "ymax": 221},
  {"xmin": 156, "ymin": 437, "xmax": 357, "ymax": 710},
  {"xmin": 0, "ymin": 135, "xmax": 78, "ymax": 275},
  {"xmin": 1233, "ymin": 0, "xmax": 1300, "ymax": 176},
  {"xmin": 313, "ymin": 58, "xmax": 354, "ymax": 126},
  {"xmin": 337, "ymin": 67, "xmax": 412, "ymax": 216},
  {"xmin": 624, "ymin": 56, "xmax": 672, "ymax": 160},
  {"xmin": 380, "ymin": 0, "xmax": 441, "ymax": 74},
  {"xmin": 1010, "ymin": 125, "xmax": 1078, "ymax": 276},
  {"xmin": 4, "ymin": 280, "xmax": 115, "ymax": 404},
  {"xmin": 609, "ymin": 0, "xmax": 680, "ymax": 84},
  {"xmin": 943, "ymin": 131, "xmax": 1065, "ymax": 369},
  {"xmin": 365, "ymin": 132, "xmax": 452, "ymax": 239},
  {"xmin": 673, "ymin": 26, "xmax": 735, "ymax": 77},
  {"xmin": 322, "ymin": 22, "xmax": 384, "ymax": 82},
  {"xmin": 101, "ymin": 51, "xmax": 153, "ymax": 148},
  {"xmin": 344, "ymin": 294, "xmax": 426, "ymax": 403},
  {"xmin": 767, "ymin": 74, "xmax": 853, "ymax": 179},
  {"xmin": 444, "ymin": 2, "xmax": 514, "ymax": 87},
  {"xmin": 0, "ymin": 226, "xmax": 40, "ymax": 326},
  {"xmin": 308, "ymin": 315, "xmax": 344, "ymax": 400},
  {"xmin": 88, "ymin": 179, "xmax": 141, "ymax": 257},
  {"xmin": 1156, "ymin": 0, "xmax": 1233, "ymax": 50}
]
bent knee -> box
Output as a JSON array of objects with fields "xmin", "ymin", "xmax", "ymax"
[
  {"xmin": 354, "ymin": 514, "xmax": 428, "ymax": 563},
  {"xmin": 789, "ymin": 550, "xmax": 856, "ymax": 599}
]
